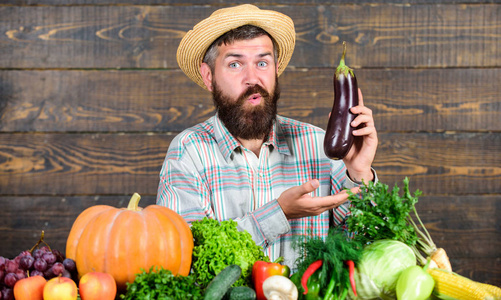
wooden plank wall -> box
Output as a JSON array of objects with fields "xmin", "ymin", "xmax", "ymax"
[{"xmin": 1, "ymin": 0, "xmax": 500, "ymax": 286}]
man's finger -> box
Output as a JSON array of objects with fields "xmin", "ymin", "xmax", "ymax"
[
  {"xmin": 320, "ymin": 187, "xmax": 361, "ymax": 210},
  {"xmin": 300, "ymin": 179, "xmax": 319, "ymax": 195},
  {"xmin": 349, "ymin": 186, "xmax": 361, "ymax": 195},
  {"xmin": 358, "ymin": 88, "xmax": 364, "ymax": 106}
]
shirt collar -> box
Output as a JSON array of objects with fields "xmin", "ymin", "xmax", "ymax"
[{"xmin": 213, "ymin": 113, "xmax": 292, "ymax": 162}]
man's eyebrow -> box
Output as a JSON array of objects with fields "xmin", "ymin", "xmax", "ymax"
[
  {"xmin": 258, "ymin": 52, "xmax": 273, "ymax": 58},
  {"xmin": 223, "ymin": 52, "xmax": 273, "ymax": 59},
  {"xmin": 224, "ymin": 53, "xmax": 243, "ymax": 59}
]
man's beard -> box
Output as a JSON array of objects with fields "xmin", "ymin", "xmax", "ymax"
[{"xmin": 212, "ymin": 77, "xmax": 280, "ymax": 140}]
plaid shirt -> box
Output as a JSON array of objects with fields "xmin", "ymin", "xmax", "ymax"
[{"xmin": 156, "ymin": 114, "xmax": 368, "ymax": 268}]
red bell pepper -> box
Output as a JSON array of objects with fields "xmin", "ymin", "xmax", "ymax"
[{"xmin": 252, "ymin": 257, "xmax": 291, "ymax": 300}]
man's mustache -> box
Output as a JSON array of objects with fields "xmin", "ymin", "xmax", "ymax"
[{"xmin": 237, "ymin": 85, "xmax": 270, "ymax": 103}]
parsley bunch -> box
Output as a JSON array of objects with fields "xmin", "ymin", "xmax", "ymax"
[
  {"xmin": 346, "ymin": 177, "xmax": 438, "ymax": 266},
  {"xmin": 347, "ymin": 177, "xmax": 421, "ymax": 247},
  {"xmin": 120, "ymin": 266, "xmax": 203, "ymax": 300}
]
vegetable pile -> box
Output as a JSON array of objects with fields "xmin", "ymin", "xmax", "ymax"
[
  {"xmin": 346, "ymin": 177, "xmax": 451, "ymax": 270},
  {"xmin": 50, "ymin": 176, "xmax": 501, "ymax": 300},
  {"xmin": 115, "ymin": 179, "xmax": 501, "ymax": 300},
  {"xmin": 344, "ymin": 178, "xmax": 501, "ymax": 300}
]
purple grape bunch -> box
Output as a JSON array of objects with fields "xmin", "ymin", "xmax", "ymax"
[{"xmin": 0, "ymin": 246, "xmax": 78, "ymax": 300}]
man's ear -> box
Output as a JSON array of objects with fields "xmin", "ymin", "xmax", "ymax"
[{"xmin": 200, "ymin": 63, "xmax": 213, "ymax": 92}]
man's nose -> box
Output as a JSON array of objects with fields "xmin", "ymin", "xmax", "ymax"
[{"xmin": 244, "ymin": 66, "xmax": 260, "ymax": 86}]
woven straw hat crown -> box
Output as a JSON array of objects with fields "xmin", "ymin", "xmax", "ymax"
[{"xmin": 176, "ymin": 4, "xmax": 296, "ymax": 90}]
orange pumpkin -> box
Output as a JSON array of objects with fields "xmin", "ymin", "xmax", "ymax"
[{"xmin": 65, "ymin": 193, "xmax": 193, "ymax": 291}]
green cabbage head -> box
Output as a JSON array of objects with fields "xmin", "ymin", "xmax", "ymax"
[{"xmin": 350, "ymin": 239, "xmax": 417, "ymax": 300}]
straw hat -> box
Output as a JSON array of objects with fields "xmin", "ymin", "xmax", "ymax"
[{"xmin": 176, "ymin": 4, "xmax": 296, "ymax": 90}]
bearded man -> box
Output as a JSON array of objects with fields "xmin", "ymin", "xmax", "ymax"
[{"xmin": 156, "ymin": 5, "xmax": 378, "ymax": 268}]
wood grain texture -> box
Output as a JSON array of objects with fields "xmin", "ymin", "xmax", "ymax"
[
  {"xmin": 375, "ymin": 132, "xmax": 501, "ymax": 194},
  {"xmin": 0, "ymin": 133, "xmax": 172, "ymax": 195},
  {"xmin": 414, "ymin": 195, "xmax": 501, "ymax": 259},
  {"xmin": 1, "ymin": 4, "xmax": 500, "ymax": 68},
  {"xmin": 1, "ymin": 68, "xmax": 500, "ymax": 132},
  {"xmin": 0, "ymin": 69, "xmax": 214, "ymax": 132},
  {"xmin": 0, "ymin": 132, "xmax": 499, "ymax": 196},
  {"xmin": 4, "ymin": 0, "xmax": 500, "ymax": 5}
]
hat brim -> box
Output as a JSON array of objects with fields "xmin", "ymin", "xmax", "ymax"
[{"xmin": 176, "ymin": 4, "xmax": 296, "ymax": 90}]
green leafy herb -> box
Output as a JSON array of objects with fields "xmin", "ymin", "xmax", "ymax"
[
  {"xmin": 347, "ymin": 177, "xmax": 437, "ymax": 265},
  {"xmin": 120, "ymin": 266, "xmax": 203, "ymax": 300},
  {"xmin": 293, "ymin": 228, "xmax": 363, "ymax": 298},
  {"xmin": 347, "ymin": 177, "xmax": 420, "ymax": 246},
  {"xmin": 191, "ymin": 217, "xmax": 269, "ymax": 288}
]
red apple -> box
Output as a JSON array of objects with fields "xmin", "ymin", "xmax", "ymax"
[
  {"xmin": 43, "ymin": 276, "xmax": 78, "ymax": 300},
  {"xmin": 13, "ymin": 275, "xmax": 46, "ymax": 300},
  {"xmin": 78, "ymin": 272, "xmax": 117, "ymax": 300}
]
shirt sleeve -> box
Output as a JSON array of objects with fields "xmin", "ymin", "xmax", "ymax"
[
  {"xmin": 157, "ymin": 156, "xmax": 214, "ymax": 223},
  {"xmin": 233, "ymin": 199, "xmax": 290, "ymax": 248}
]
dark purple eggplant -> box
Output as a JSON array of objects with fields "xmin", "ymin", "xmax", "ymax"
[{"xmin": 323, "ymin": 42, "xmax": 359, "ymax": 160}]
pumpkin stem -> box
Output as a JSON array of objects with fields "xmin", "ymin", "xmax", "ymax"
[{"xmin": 127, "ymin": 193, "xmax": 142, "ymax": 211}]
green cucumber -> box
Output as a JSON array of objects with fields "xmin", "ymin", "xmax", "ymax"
[
  {"xmin": 223, "ymin": 286, "xmax": 257, "ymax": 300},
  {"xmin": 204, "ymin": 264, "xmax": 242, "ymax": 300}
]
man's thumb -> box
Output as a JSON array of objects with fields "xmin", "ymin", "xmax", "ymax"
[{"xmin": 303, "ymin": 179, "xmax": 320, "ymax": 193}]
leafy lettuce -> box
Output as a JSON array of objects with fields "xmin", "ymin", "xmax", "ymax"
[{"xmin": 191, "ymin": 217, "xmax": 269, "ymax": 288}]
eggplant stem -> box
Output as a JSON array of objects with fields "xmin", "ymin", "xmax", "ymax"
[{"xmin": 341, "ymin": 41, "xmax": 347, "ymax": 62}]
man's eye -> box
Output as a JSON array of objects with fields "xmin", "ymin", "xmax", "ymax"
[
  {"xmin": 258, "ymin": 61, "xmax": 268, "ymax": 67},
  {"xmin": 229, "ymin": 62, "xmax": 240, "ymax": 68}
]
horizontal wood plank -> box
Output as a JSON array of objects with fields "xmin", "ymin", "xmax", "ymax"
[
  {"xmin": 0, "ymin": 195, "xmax": 498, "ymax": 285},
  {"xmin": 0, "ymin": 133, "xmax": 172, "ymax": 195},
  {"xmin": 1, "ymin": 4, "xmax": 500, "ymax": 68},
  {"xmin": 3, "ymin": 1, "xmax": 499, "ymax": 5},
  {"xmin": 1, "ymin": 68, "xmax": 500, "ymax": 132},
  {"xmin": 0, "ymin": 69, "xmax": 215, "ymax": 132},
  {"xmin": 0, "ymin": 132, "xmax": 499, "ymax": 196},
  {"xmin": 414, "ymin": 195, "xmax": 501, "ymax": 260},
  {"xmin": 375, "ymin": 132, "xmax": 501, "ymax": 194}
]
